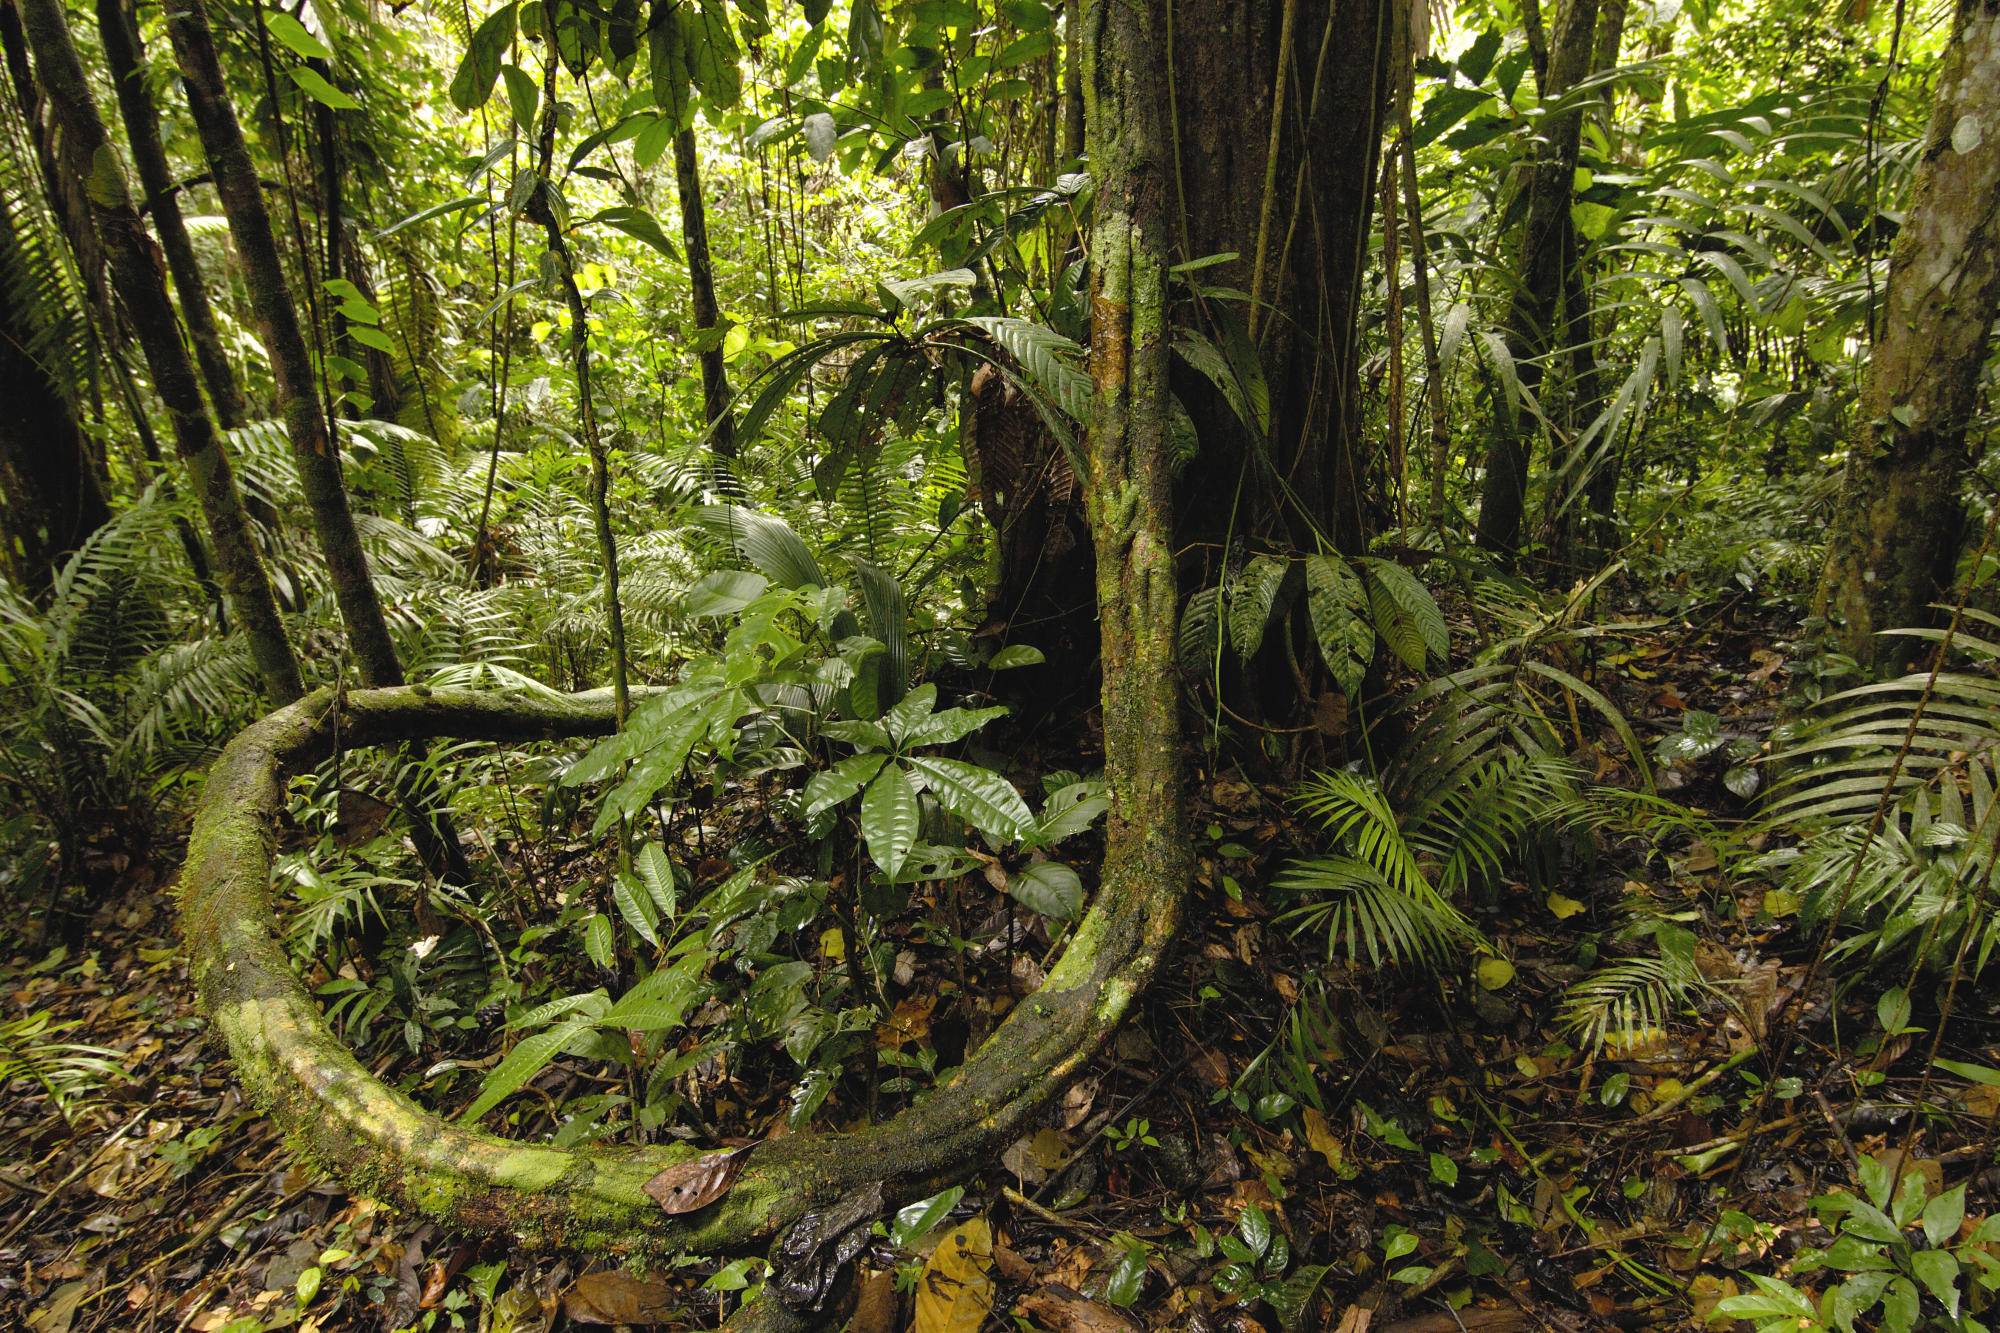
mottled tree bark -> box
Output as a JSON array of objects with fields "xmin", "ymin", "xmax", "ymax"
[
  {"xmin": 1817, "ymin": 0, "xmax": 2000, "ymax": 673},
  {"xmin": 671, "ymin": 126, "xmax": 735, "ymax": 464},
  {"xmin": 94, "ymin": 0, "xmax": 246, "ymax": 429},
  {"xmin": 1474, "ymin": 0, "xmax": 1600, "ymax": 563},
  {"xmin": 163, "ymin": 0, "xmax": 403, "ymax": 690},
  {"xmin": 14, "ymin": 0, "xmax": 301, "ymax": 702}
]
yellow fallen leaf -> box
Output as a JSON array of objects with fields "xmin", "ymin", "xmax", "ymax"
[
  {"xmin": 1301, "ymin": 1106, "xmax": 1344, "ymax": 1171},
  {"xmin": 1546, "ymin": 892, "xmax": 1585, "ymax": 920},
  {"xmin": 818, "ymin": 927, "xmax": 845, "ymax": 960},
  {"xmin": 1476, "ymin": 957, "xmax": 1515, "ymax": 990},
  {"xmin": 915, "ymin": 1217, "xmax": 995, "ymax": 1333}
]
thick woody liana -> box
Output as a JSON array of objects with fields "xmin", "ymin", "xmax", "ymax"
[{"xmin": 175, "ymin": 0, "xmax": 1192, "ymax": 1311}]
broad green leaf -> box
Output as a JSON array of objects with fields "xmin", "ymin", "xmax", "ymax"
[
  {"xmin": 612, "ymin": 872, "xmax": 660, "ymax": 947},
  {"xmin": 634, "ymin": 843, "xmax": 679, "ymax": 921},
  {"xmin": 860, "ymin": 762, "xmax": 919, "ymax": 878},
  {"xmin": 1921, "ymin": 1182, "xmax": 1964, "ymax": 1247},
  {"xmin": 684, "ymin": 570, "xmax": 767, "ymax": 616},
  {"xmin": 265, "ymin": 11, "xmax": 333, "ymax": 60},
  {"xmin": 906, "ymin": 757, "xmax": 1033, "ymax": 844},
  {"xmin": 1007, "ymin": 861, "xmax": 1082, "ymax": 919},
  {"xmin": 604, "ymin": 956, "xmax": 704, "ymax": 1031},
  {"xmin": 501, "ymin": 63, "xmax": 539, "ymax": 131},
  {"xmin": 1304, "ymin": 554, "xmax": 1372, "ymax": 698},
  {"xmin": 987, "ymin": 645, "xmax": 1044, "ymax": 669},
  {"xmin": 803, "ymin": 753, "xmax": 888, "ymax": 818},
  {"xmin": 904, "ymin": 705, "xmax": 1007, "ymax": 749},
  {"xmin": 889, "ymin": 1185, "xmax": 963, "ymax": 1249},
  {"xmin": 580, "ymin": 912, "xmax": 615, "ymax": 969},
  {"xmin": 1229, "ymin": 555, "xmax": 1288, "ymax": 661},
  {"xmin": 450, "ymin": 3, "xmax": 516, "ymax": 111},
  {"xmin": 289, "ymin": 66, "xmax": 358, "ymax": 110},
  {"xmin": 461, "ymin": 1012, "xmax": 595, "ymax": 1123},
  {"xmin": 589, "ymin": 205, "xmax": 681, "ymax": 261},
  {"xmin": 1909, "ymin": 1249, "xmax": 1959, "ymax": 1318}
]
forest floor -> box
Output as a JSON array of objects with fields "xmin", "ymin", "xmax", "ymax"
[{"xmin": 5, "ymin": 607, "xmax": 1999, "ymax": 1333}]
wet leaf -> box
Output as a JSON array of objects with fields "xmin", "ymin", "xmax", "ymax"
[{"xmin": 914, "ymin": 1216, "xmax": 995, "ymax": 1333}]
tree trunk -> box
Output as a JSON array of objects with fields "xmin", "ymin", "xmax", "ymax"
[
  {"xmin": 1168, "ymin": 0, "xmax": 1394, "ymax": 563},
  {"xmin": 176, "ymin": 0, "xmax": 1192, "ymax": 1278},
  {"xmin": 163, "ymin": 0, "xmax": 403, "ymax": 690},
  {"xmin": 671, "ymin": 125, "xmax": 736, "ymax": 464},
  {"xmin": 528, "ymin": 54, "xmax": 630, "ymax": 723},
  {"xmin": 1816, "ymin": 0, "xmax": 2000, "ymax": 674},
  {"xmin": 14, "ymin": 0, "xmax": 301, "ymax": 703},
  {"xmin": 1474, "ymin": 0, "xmax": 1600, "ymax": 563},
  {"xmin": 93, "ymin": 0, "xmax": 246, "ymax": 429},
  {"xmin": 1061, "ymin": 0, "xmax": 1083, "ymax": 162},
  {"xmin": 1545, "ymin": 0, "xmax": 1627, "ymax": 573},
  {"xmin": 1398, "ymin": 113, "xmax": 1451, "ymax": 532},
  {"xmin": 0, "ymin": 208, "xmax": 110, "ymax": 594}
]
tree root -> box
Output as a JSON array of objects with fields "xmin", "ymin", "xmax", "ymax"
[{"xmin": 179, "ymin": 681, "xmax": 1189, "ymax": 1261}]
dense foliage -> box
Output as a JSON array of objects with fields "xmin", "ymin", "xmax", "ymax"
[{"xmin": 2, "ymin": 0, "xmax": 1998, "ymax": 1326}]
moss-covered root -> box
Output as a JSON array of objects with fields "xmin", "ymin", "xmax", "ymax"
[{"xmin": 180, "ymin": 671, "xmax": 1191, "ymax": 1258}]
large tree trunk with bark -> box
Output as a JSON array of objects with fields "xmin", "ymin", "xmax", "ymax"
[
  {"xmin": 1169, "ymin": 0, "xmax": 1395, "ymax": 563},
  {"xmin": 176, "ymin": 0, "xmax": 1191, "ymax": 1304},
  {"xmin": 1816, "ymin": 0, "xmax": 2000, "ymax": 674},
  {"xmin": 163, "ymin": 0, "xmax": 404, "ymax": 690},
  {"xmin": 1474, "ymin": 0, "xmax": 1600, "ymax": 564},
  {"xmin": 14, "ymin": 0, "xmax": 301, "ymax": 703}
]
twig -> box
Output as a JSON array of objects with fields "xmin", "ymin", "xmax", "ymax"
[{"xmin": 0, "ymin": 1107, "xmax": 149, "ymax": 1250}]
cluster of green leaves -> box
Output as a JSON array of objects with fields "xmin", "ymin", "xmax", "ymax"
[{"xmin": 1711, "ymin": 1156, "xmax": 1999, "ymax": 1333}]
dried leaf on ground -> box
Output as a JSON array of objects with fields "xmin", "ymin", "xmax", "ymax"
[{"xmin": 642, "ymin": 1146, "xmax": 749, "ymax": 1214}]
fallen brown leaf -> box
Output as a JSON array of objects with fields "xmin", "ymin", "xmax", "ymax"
[
  {"xmin": 562, "ymin": 1269, "xmax": 677, "ymax": 1325},
  {"xmin": 643, "ymin": 1146, "xmax": 749, "ymax": 1215}
]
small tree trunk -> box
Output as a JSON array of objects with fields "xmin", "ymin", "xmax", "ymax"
[
  {"xmin": 1817, "ymin": 0, "xmax": 2000, "ymax": 673},
  {"xmin": 1398, "ymin": 115, "xmax": 1451, "ymax": 531},
  {"xmin": 528, "ymin": 55, "xmax": 629, "ymax": 723},
  {"xmin": 163, "ymin": 0, "xmax": 403, "ymax": 690},
  {"xmin": 14, "ymin": 0, "xmax": 301, "ymax": 703},
  {"xmin": 1061, "ymin": 0, "xmax": 1083, "ymax": 162},
  {"xmin": 670, "ymin": 126, "xmax": 735, "ymax": 464},
  {"xmin": 94, "ymin": 0, "xmax": 246, "ymax": 429},
  {"xmin": 1474, "ymin": 0, "xmax": 1600, "ymax": 563}
]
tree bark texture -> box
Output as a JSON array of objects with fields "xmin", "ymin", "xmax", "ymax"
[
  {"xmin": 1168, "ymin": 0, "xmax": 1394, "ymax": 561},
  {"xmin": 671, "ymin": 125, "xmax": 736, "ymax": 463},
  {"xmin": 13, "ymin": 0, "xmax": 301, "ymax": 703},
  {"xmin": 94, "ymin": 0, "xmax": 246, "ymax": 429},
  {"xmin": 163, "ymin": 0, "xmax": 405, "ymax": 689},
  {"xmin": 1474, "ymin": 0, "xmax": 1601, "ymax": 562},
  {"xmin": 1817, "ymin": 0, "xmax": 2000, "ymax": 674}
]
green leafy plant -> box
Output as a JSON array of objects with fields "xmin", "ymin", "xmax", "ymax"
[{"xmin": 1710, "ymin": 1155, "xmax": 1999, "ymax": 1332}]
